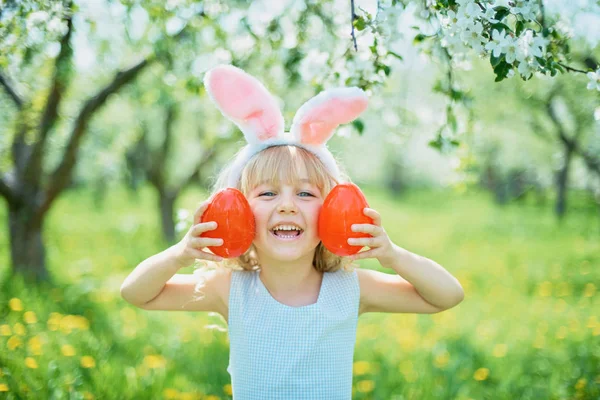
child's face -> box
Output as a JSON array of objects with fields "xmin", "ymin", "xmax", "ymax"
[{"xmin": 247, "ymin": 172, "xmax": 323, "ymax": 263}]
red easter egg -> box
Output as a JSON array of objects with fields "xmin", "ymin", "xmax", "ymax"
[
  {"xmin": 200, "ymin": 188, "xmax": 255, "ymax": 258},
  {"xmin": 318, "ymin": 183, "xmax": 373, "ymax": 256}
]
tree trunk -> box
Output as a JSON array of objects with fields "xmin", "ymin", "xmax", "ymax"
[
  {"xmin": 159, "ymin": 191, "xmax": 177, "ymax": 243},
  {"xmin": 8, "ymin": 204, "xmax": 48, "ymax": 281},
  {"xmin": 555, "ymin": 145, "xmax": 573, "ymax": 219}
]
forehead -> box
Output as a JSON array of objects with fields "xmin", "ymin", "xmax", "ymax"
[{"xmin": 256, "ymin": 178, "xmax": 315, "ymax": 188}]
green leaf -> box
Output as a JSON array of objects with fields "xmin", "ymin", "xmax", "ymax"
[
  {"xmin": 490, "ymin": 53, "xmax": 503, "ymax": 68},
  {"xmin": 352, "ymin": 119, "xmax": 365, "ymax": 134},
  {"xmin": 387, "ymin": 51, "xmax": 404, "ymax": 61},
  {"xmin": 490, "ymin": 22, "xmax": 512, "ymax": 34},
  {"xmin": 413, "ymin": 33, "xmax": 427, "ymax": 44},
  {"xmin": 353, "ymin": 16, "xmax": 367, "ymax": 31},
  {"xmin": 515, "ymin": 20, "xmax": 525, "ymax": 36},
  {"xmin": 493, "ymin": 6, "xmax": 510, "ymax": 21},
  {"xmin": 493, "ymin": 60, "xmax": 511, "ymax": 82}
]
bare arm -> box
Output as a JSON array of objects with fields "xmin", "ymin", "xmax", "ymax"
[
  {"xmin": 120, "ymin": 244, "xmax": 189, "ymax": 306},
  {"xmin": 120, "ymin": 199, "xmax": 223, "ymax": 308}
]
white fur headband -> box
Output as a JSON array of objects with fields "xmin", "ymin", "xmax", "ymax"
[{"xmin": 203, "ymin": 64, "xmax": 369, "ymax": 188}]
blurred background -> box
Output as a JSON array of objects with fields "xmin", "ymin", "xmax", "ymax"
[{"xmin": 0, "ymin": 0, "xmax": 599, "ymax": 399}]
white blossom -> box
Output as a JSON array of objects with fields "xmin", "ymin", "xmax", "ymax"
[
  {"xmin": 482, "ymin": 6, "xmax": 498, "ymax": 23},
  {"xmin": 484, "ymin": 29, "xmax": 508, "ymax": 58},
  {"xmin": 512, "ymin": 0, "xmax": 538, "ymax": 21},
  {"xmin": 503, "ymin": 36, "xmax": 519, "ymax": 64},
  {"xmin": 460, "ymin": 21, "xmax": 485, "ymax": 52},
  {"xmin": 587, "ymin": 69, "xmax": 600, "ymax": 91}
]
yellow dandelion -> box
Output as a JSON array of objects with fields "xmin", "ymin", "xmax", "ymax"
[
  {"xmin": 47, "ymin": 313, "xmax": 62, "ymax": 331},
  {"xmin": 80, "ymin": 356, "xmax": 96, "ymax": 369},
  {"xmin": 143, "ymin": 354, "xmax": 166, "ymax": 369},
  {"xmin": 23, "ymin": 311, "xmax": 37, "ymax": 324},
  {"xmin": 82, "ymin": 392, "xmax": 95, "ymax": 400},
  {"xmin": 356, "ymin": 379, "xmax": 375, "ymax": 393},
  {"xmin": 61, "ymin": 344, "xmax": 76, "ymax": 357},
  {"xmin": 574, "ymin": 378, "xmax": 587, "ymax": 390},
  {"xmin": 9, "ymin": 298, "xmax": 23, "ymax": 311},
  {"xmin": 163, "ymin": 388, "xmax": 179, "ymax": 399},
  {"xmin": 537, "ymin": 281, "xmax": 552, "ymax": 297},
  {"xmin": 556, "ymin": 326, "xmax": 568, "ymax": 339},
  {"xmin": 434, "ymin": 351, "xmax": 450, "ymax": 368},
  {"xmin": 13, "ymin": 323, "xmax": 26, "ymax": 336},
  {"xmin": 28, "ymin": 336, "xmax": 43, "ymax": 356},
  {"xmin": 473, "ymin": 368, "xmax": 489, "ymax": 381},
  {"xmin": 179, "ymin": 393, "xmax": 197, "ymax": 400},
  {"xmin": 492, "ymin": 344, "xmax": 507, "ymax": 358},
  {"xmin": 223, "ymin": 384, "xmax": 233, "ymax": 396},
  {"xmin": 583, "ymin": 283, "xmax": 596, "ymax": 297},
  {"xmin": 24, "ymin": 357, "xmax": 38, "ymax": 369},
  {"xmin": 353, "ymin": 361, "xmax": 372, "ymax": 375},
  {"xmin": 74, "ymin": 316, "xmax": 90, "ymax": 330},
  {"xmin": 205, "ymin": 396, "xmax": 220, "ymax": 400},
  {"xmin": 0, "ymin": 383, "xmax": 8, "ymax": 391},
  {"xmin": 7, "ymin": 336, "xmax": 22, "ymax": 350},
  {"xmin": 0, "ymin": 325, "xmax": 12, "ymax": 336}
]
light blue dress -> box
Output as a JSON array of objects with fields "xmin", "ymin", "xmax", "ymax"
[{"xmin": 227, "ymin": 268, "xmax": 360, "ymax": 400}]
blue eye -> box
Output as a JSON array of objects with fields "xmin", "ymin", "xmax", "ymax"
[{"xmin": 259, "ymin": 191, "xmax": 314, "ymax": 197}]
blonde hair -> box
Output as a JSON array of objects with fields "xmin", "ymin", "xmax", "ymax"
[{"xmin": 192, "ymin": 145, "xmax": 358, "ymax": 297}]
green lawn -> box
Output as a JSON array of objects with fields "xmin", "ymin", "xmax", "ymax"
[{"xmin": 0, "ymin": 184, "xmax": 598, "ymax": 399}]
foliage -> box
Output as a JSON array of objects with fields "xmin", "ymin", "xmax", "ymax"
[{"xmin": 0, "ymin": 185, "xmax": 598, "ymax": 399}]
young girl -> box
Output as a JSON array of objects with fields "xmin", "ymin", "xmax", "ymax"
[{"xmin": 120, "ymin": 65, "xmax": 464, "ymax": 399}]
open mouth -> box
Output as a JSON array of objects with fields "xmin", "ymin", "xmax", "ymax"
[{"xmin": 270, "ymin": 228, "xmax": 304, "ymax": 241}]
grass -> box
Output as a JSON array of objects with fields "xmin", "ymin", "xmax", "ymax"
[{"xmin": 0, "ymin": 184, "xmax": 598, "ymax": 399}]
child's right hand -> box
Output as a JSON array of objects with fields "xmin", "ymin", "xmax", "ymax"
[{"xmin": 174, "ymin": 199, "xmax": 224, "ymax": 267}]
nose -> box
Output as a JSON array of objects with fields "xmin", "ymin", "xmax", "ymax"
[{"xmin": 276, "ymin": 192, "xmax": 298, "ymax": 214}]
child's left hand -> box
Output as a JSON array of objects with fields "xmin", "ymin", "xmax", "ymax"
[{"xmin": 346, "ymin": 208, "xmax": 397, "ymax": 267}]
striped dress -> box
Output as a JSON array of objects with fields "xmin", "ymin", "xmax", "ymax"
[{"xmin": 227, "ymin": 268, "xmax": 360, "ymax": 399}]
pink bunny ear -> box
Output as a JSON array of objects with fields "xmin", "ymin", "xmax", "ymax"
[
  {"xmin": 290, "ymin": 87, "xmax": 368, "ymax": 146},
  {"xmin": 204, "ymin": 65, "xmax": 285, "ymax": 143}
]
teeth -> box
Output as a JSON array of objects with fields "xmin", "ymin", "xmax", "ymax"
[{"xmin": 273, "ymin": 225, "xmax": 302, "ymax": 231}]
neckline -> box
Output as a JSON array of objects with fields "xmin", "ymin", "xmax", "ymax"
[{"xmin": 256, "ymin": 270, "xmax": 325, "ymax": 309}]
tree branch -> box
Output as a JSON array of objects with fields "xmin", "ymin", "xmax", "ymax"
[
  {"xmin": 177, "ymin": 145, "xmax": 219, "ymax": 193},
  {"xmin": 0, "ymin": 173, "xmax": 17, "ymax": 205},
  {"xmin": 0, "ymin": 72, "xmax": 24, "ymax": 108},
  {"xmin": 39, "ymin": 57, "xmax": 153, "ymax": 217},
  {"xmin": 23, "ymin": 11, "xmax": 74, "ymax": 190},
  {"xmin": 350, "ymin": 0, "xmax": 358, "ymax": 51}
]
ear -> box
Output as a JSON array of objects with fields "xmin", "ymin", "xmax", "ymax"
[
  {"xmin": 203, "ymin": 64, "xmax": 285, "ymax": 144},
  {"xmin": 290, "ymin": 87, "xmax": 368, "ymax": 146}
]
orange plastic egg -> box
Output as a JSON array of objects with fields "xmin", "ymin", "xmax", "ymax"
[
  {"xmin": 200, "ymin": 188, "xmax": 255, "ymax": 258},
  {"xmin": 318, "ymin": 183, "xmax": 373, "ymax": 256}
]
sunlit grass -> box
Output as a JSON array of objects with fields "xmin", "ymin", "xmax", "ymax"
[{"xmin": 0, "ymin": 184, "xmax": 599, "ymax": 399}]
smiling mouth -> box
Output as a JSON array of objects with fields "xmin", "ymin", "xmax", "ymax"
[{"xmin": 270, "ymin": 229, "xmax": 304, "ymax": 241}]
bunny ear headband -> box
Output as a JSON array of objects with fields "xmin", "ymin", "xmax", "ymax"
[{"xmin": 203, "ymin": 64, "xmax": 369, "ymax": 188}]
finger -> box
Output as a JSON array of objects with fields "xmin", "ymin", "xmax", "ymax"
[
  {"xmin": 351, "ymin": 224, "xmax": 382, "ymax": 235},
  {"xmin": 364, "ymin": 208, "xmax": 381, "ymax": 226},
  {"xmin": 351, "ymin": 249, "xmax": 376, "ymax": 261},
  {"xmin": 348, "ymin": 236, "xmax": 378, "ymax": 247},
  {"xmin": 191, "ymin": 237, "xmax": 224, "ymax": 249},
  {"xmin": 193, "ymin": 198, "xmax": 214, "ymax": 224},
  {"xmin": 191, "ymin": 221, "xmax": 219, "ymax": 236},
  {"xmin": 188, "ymin": 249, "xmax": 224, "ymax": 262}
]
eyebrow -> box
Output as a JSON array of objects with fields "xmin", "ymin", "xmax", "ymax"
[{"xmin": 257, "ymin": 179, "xmax": 312, "ymax": 186}]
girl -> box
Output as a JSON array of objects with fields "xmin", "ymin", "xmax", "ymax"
[{"xmin": 120, "ymin": 65, "xmax": 464, "ymax": 399}]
